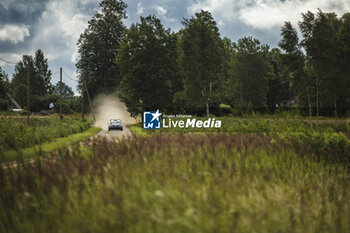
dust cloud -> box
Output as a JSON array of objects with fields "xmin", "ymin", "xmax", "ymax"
[{"xmin": 93, "ymin": 94, "xmax": 135, "ymax": 130}]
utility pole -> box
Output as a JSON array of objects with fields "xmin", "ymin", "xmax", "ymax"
[
  {"xmin": 26, "ymin": 67, "xmax": 30, "ymax": 124},
  {"xmin": 59, "ymin": 67, "xmax": 62, "ymax": 119},
  {"xmin": 83, "ymin": 78, "xmax": 95, "ymax": 121}
]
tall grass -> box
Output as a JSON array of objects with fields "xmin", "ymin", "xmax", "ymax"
[
  {"xmin": 0, "ymin": 115, "xmax": 91, "ymax": 155},
  {"xmin": 133, "ymin": 117, "xmax": 350, "ymax": 162},
  {"xmin": 141, "ymin": 117, "xmax": 348, "ymax": 134},
  {"xmin": 1, "ymin": 134, "xmax": 349, "ymax": 233}
]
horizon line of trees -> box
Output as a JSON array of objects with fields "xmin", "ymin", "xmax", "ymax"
[
  {"xmin": 2, "ymin": 0, "xmax": 349, "ymax": 118},
  {"xmin": 76, "ymin": 0, "xmax": 350, "ymax": 117},
  {"xmin": 0, "ymin": 49, "xmax": 79, "ymax": 113}
]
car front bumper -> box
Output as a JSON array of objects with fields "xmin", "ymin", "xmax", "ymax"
[{"xmin": 109, "ymin": 126, "xmax": 123, "ymax": 130}]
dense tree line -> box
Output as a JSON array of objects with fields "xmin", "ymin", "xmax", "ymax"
[
  {"xmin": 1, "ymin": 1, "xmax": 348, "ymax": 117},
  {"xmin": 0, "ymin": 49, "xmax": 80, "ymax": 113},
  {"xmin": 76, "ymin": 0, "xmax": 349, "ymax": 117},
  {"xmin": 280, "ymin": 11, "xmax": 350, "ymax": 119}
]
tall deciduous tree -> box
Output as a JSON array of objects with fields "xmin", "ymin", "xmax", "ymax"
[
  {"xmin": 179, "ymin": 10, "xmax": 224, "ymax": 117},
  {"xmin": 228, "ymin": 37, "xmax": 272, "ymax": 113},
  {"xmin": 279, "ymin": 21, "xmax": 313, "ymax": 122},
  {"xmin": 300, "ymin": 11, "xmax": 341, "ymax": 117},
  {"xmin": 266, "ymin": 48, "xmax": 291, "ymax": 112},
  {"xmin": 11, "ymin": 55, "xmax": 47, "ymax": 107},
  {"xmin": 116, "ymin": 15, "xmax": 180, "ymax": 116},
  {"xmin": 338, "ymin": 13, "xmax": 350, "ymax": 112},
  {"xmin": 76, "ymin": 0, "xmax": 127, "ymax": 99},
  {"xmin": 34, "ymin": 49, "xmax": 53, "ymax": 93}
]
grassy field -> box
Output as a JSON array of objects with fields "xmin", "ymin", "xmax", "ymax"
[
  {"xmin": 130, "ymin": 117, "xmax": 350, "ymax": 162},
  {"xmin": 132, "ymin": 117, "xmax": 349, "ymax": 134},
  {"xmin": 2, "ymin": 126, "xmax": 101, "ymax": 162},
  {"xmin": 0, "ymin": 133, "xmax": 349, "ymax": 232},
  {"xmin": 0, "ymin": 115, "xmax": 92, "ymax": 159},
  {"xmin": 0, "ymin": 117, "xmax": 349, "ymax": 232}
]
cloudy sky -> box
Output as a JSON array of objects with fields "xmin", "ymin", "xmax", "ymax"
[{"xmin": 1, "ymin": 0, "xmax": 350, "ymax": 93}]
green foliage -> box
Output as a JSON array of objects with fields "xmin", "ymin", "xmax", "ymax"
[
  {"xmin": 53, "ymin": 81, "xmax": 74, "ymax": 99},
  {"xmin": 277, "ymin": 131, "xmax": 350, "ymax": 162},
  {"xmin": 338, "ymin": 13, "xmax": 350, "ymax": 111},
  {"xmin": 76, "ymin": 0, "xmax": 127, "ymax": 99},
  {"xmin": 131, "ymin": 117, "xmax": 349, "ymax": 161},
  {"xmin": 0, "ymin": 115, "xmax": 90, "ymax": 155},
  {"xmin": 227, "ymin": 37, "xmax": 272, "ymax": 112},
  {"xmin": 279, "ymin": 21, "xmax": 300, "ymax": 54},
  {"xmin": 266, "ymin": 48, "xmax": 291, "ymax": 112},
  {"xmin": 0, "ymin": 99, "xmax": 9, "ymax": 111},
  {"xmin": 278, "ymin": 10, "xmax": 350, "ymax": 117},
  {"xmin": 179, "ymin": 10, "xmax": 224, "ymax": 116},
  {"xmin": 0, "ymin": 67, "xmax": 9, "ymax": 98},
  {"xmin": 0, "ymin": 67, "xmax": 10, "ymax": 111},
  {"xmin": 2, "ymin": 127, "xmax": 101, "ymax": 162},
  {"xmin": 1, "ymin": 134, "xmax": 349, "ymax": 232},
  {"xmin": 34, "ymin": 49, "xmax": 53, "ymax": 93},
  {"xmin": 30, "ymin": 94, "xmax": 59, "ymax": 112},
  {"xmin": 10, "ymin": 51, "xmax": 52, "ymax": 108},
  {"xmin": 117, "ymin": 15, "xmax": 180, "ymax": 116}
]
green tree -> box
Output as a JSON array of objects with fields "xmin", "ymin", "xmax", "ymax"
[
  {"xmin": 338, "ymin": 13, "xmax": 350, "ymax": 113},
  {"xmin": 179, "ymin": 10, "xmax": 224, "ymax": 116},
  {"xmin": 228, "ymin": 37, "xmax": 272, "ymax": 113},
  {"xmin": 221, "ymin": 38, "xmax": 235, "ymax": 107},
  {"xmin": 116, "ymin": 15, "xmax": 180, "ymax": 116},
  {"xmin": 53, "ymin": 81, "xmax": 74, "ymax": 99},
  {"xmin": 299, "ymin": 11, "xmax": 344, "ymax": 117},
  {"xmin": 0, "ymin": 67, "xmax": 10, "ymax": 110},
  {"xmin": 266, "ymin": 48, "xmax": 291, "ymax": 112},
  {"xmin": 76, "ymin": 0, "xmax": 127, "ymax": 99},
  {"xmin": 11, "ymin": 55, "xmax": 47, "ymax": 108},
  {"xmin": 34, "ymin": 49, "xmax": 53, "ymax": 93},
  {"xmin": 0, "ymin": 67, "xmax": 9, "ymax": 98},
  {"xmin": 279, "ymin": 21, "xmax": 313, "ymax": 121}
]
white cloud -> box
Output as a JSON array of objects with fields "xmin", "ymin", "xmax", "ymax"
[
  {"xmin": 26, "ymin": 0, "xmax": 96, "ymax": 91},
  {"xmin": 154, "ymin": 5, "xmax": 177, "ymax": 23},
  {"xmin": 0, "ymin": 25, "xmax": 30, "ymax": 44},
  {"xmin": 0, "ymin": 53, "xmax": 22, "ymax": 67},
  {"xmin": 137, "ymin": 2, "xmax": 144, "ymax": 15},
  {"xmin": 155, "ymin": 6, "xmax": 167, "ymax": 15},
  {"xmin": 30, "ymin": 0, "xmax": 92, "ymax": 62},
  {"xmin": 188, "ymin": 0, "xmax": 240, "ymax": 20},
  {"xmin": 188, "ymin": 0, "xmax": 350, "ymax": 30},
  {"xmin": 0, "ymin": 0, "xmax": 98, "ymax": 92},
  {"xmin": 238, "ymin": 0, "xmax": 350, "ymax": 30}
]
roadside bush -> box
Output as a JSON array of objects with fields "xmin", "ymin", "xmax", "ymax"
[
  {"xmin": 276, "ymin": 131, "xmax": 350, "ymax": 162},
  {"xmin": 0, "ymin": 99, "xmax": 8, "ymax": 111},
  {"xmin": 134, "ymin": 117, "xmax": 350, "ymax": 161},
  {"xmin": 0, "ymin": 115, "xmax": 90, "ymax": 156},
  {"xmin": 30, "ymin": 94, "xmax": 59, "ymax": 112}
]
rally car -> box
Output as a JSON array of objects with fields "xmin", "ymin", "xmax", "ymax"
[{"xmin": 108, "ymin": 119, "xmax": 123, "ymax": 131}]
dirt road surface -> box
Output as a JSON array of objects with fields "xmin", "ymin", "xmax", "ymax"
[
  {"xmin": 92, "ymin": 94, "xmax": 135, "ymax": 141},
  {"xmin": 96, "ymin": 126, "xmax": 132, "ymax": 141}
]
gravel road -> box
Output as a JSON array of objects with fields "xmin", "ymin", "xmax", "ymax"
[{"xmin": 95, "ymin": 125, "xmax": 132, "ymax": 141}]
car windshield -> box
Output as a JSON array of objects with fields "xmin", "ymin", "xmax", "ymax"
[{"xmin": 110, "ymin": 119, "xmax": 121, "ymax": 123}]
